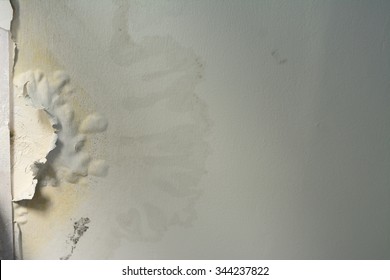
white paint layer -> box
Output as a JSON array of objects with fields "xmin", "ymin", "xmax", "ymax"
[
  {"xmin": 12, "ymin": 70, "xmax": 109, "ymax": 202},
  {"xmin": 0, "ymin": 28, "xmax": 13, "ymax": 259},
  {"xmin": 0, "ymin": 0, "xmax": 12, "ymax": 31}
]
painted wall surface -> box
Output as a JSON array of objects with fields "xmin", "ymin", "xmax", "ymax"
[
  {"xmin": 0, "ymin": 11, "xmax": 13, "ymax": 259},
  {"xmin": 9, "ymin": 0, "xmax": 390, "ymax": 259}
]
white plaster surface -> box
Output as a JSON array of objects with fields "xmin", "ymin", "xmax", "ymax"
[
  {"xmin": 0, "ymin": 27, "xmax": 13, "ymax": 259},
  {"xmin": 0, "ymin": 0, "xmax": 12, "ymax": 30},
  {"xmin": 9, "ymin": 0, "xmax": 390, "ymax": 259}
]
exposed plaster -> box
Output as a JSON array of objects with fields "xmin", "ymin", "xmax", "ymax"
[
  {"xmin": 0, "ymin": 0, "xmax": 14, "ymax": 259},
  {"xmin": 12, "ymin": 70, "xmax": 109, "ymax": 203},
  {"xmin": 8, "ymin": 0, "xmax": 210, "ymax": 259}
]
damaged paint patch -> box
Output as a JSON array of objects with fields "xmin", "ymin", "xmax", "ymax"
[
  {"xmin": 60, "ymin": 217, "xmax": 90, "ymax": 260},
  {"xmin": 12, "ymin": 71, "xmax": 60, "ymax": 201},
  {"xmin": 10, "ymin": 0, "xmax": 210, "ymax": 258},
  {"xmin": 12, "ymin": 70, "xmax": 109, "ymax": 202}
]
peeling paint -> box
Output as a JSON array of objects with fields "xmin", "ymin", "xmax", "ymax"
[
  {"xmin": 60, "ymin": 217, "xmax": 90, "ymax": 260},
  {"xmin": 12, "ymin": 70, "xmax": 109, "ymax": 202},
  {"xmin": 10, "ymin": 0, "xmax": 210, "ymax": 259},
  {"xmin": 6, "ymin": 0, "xmax": 390, "ymax": 260},
  {"xmin": 11, "ymin": 70, "xmax": 109, "ymax": 258}
]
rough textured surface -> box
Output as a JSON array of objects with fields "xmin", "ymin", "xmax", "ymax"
[
  {"xmin": 12, "ymin": 70, "xmax": 109, "ymax": 200},
  {"xmin": 60, "ymin": 217, "xmax": 91, "ymax": 260}
]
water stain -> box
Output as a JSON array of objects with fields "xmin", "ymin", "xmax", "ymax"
[
  {"xmin": 110, "ymin": 0, "xmax": 139, "ymax": 66},
  {"xmin": 108, "ymin": 14, "xmax": 210, "ymax": 244},
  {"xmin": 14, "ymin": 182, "xmax": 89, "ymax": 258},
  {"xmin": 11, "ymin": 0, "xmax": 210, "ymax": 259}
]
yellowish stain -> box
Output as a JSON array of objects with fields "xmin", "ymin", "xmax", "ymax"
[
  {"xmin": 18, "ymin": 181, "xmax": 89, "ymax": 258},
  {"xmin": 12, "ymin": 43, "xmax": 103, "ymax": 258}
]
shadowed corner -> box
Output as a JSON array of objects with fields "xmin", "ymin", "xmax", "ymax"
[{"xmin": 0, "ymin": 211, "xmax": 14, "ymax": 259}]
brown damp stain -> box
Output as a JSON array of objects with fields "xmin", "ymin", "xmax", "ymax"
[
  {"xmin": 14, "ymin": 42, "xmax": 63, "ymax": 75},
  {"xmin": 15, "ymin": 90, "xmax": 107, "ymax": 258},
  {"xmin": 14, "ymin": 42, "xmax": 97, "ymax": 126},
  {"xmin": 17, "ymin": 180, "xmax": 89, "ymax": 258},
  {"xmin": 31, "ymin": 47, "xmax": 62, "ymax": 72},
  {"xmin": 11, "ymin": 0, "xmax": 109, "ymax": 258},
  {"xmin": 12, "ymin": 64, "xmax": 106, "ymax": 258},
  {"xmin": 12, "ymin": 0, "xmax": 207, "ymax": 258}
]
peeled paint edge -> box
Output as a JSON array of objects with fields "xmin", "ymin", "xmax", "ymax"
[
  {"xmin": 10, "ymin": 68, "xmax": 109, "ymax": 258},
  {"xmin": 12, "ymin": 69, "xmax": 110, "ymax": 203},
  {"xmin": 12, "ymin": 74, "xmax": 59, "ymax": 202}
]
